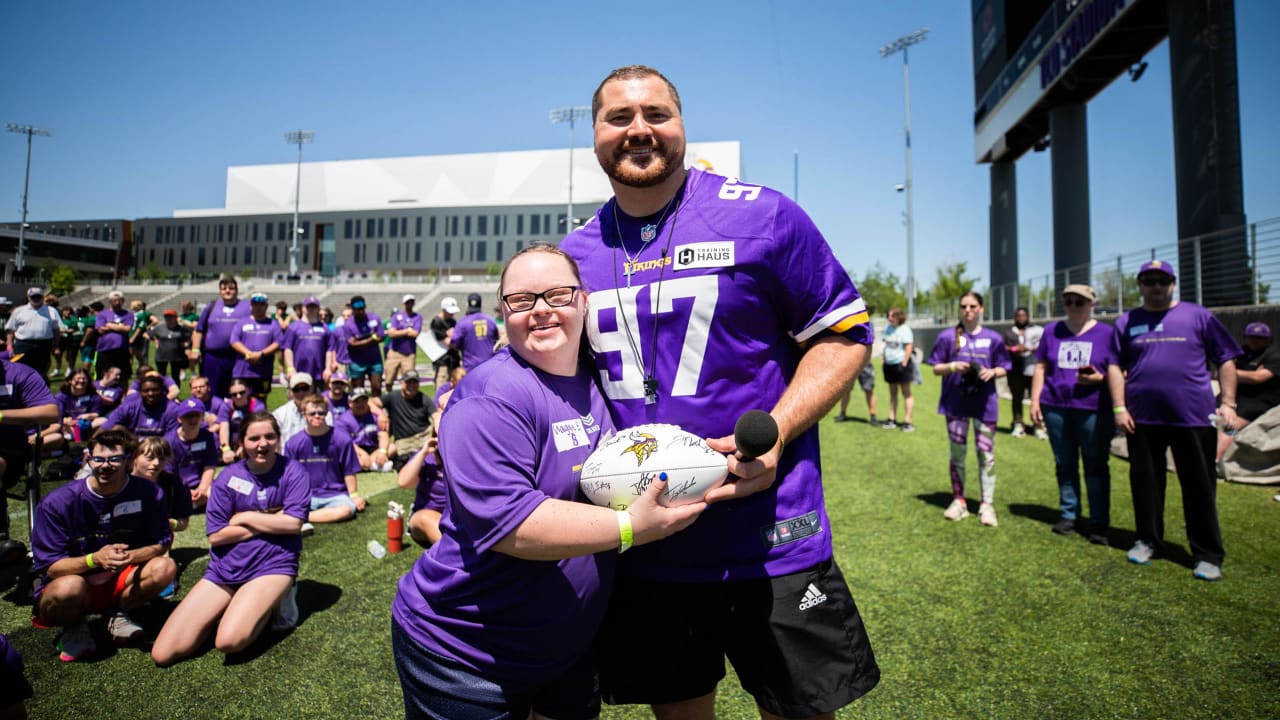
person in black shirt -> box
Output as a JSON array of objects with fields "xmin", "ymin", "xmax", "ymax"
[
  {"xmin": 1217, "ymin": 322, "xmax": 1280, "ymax": 461},
  {"xmin": 429, "ymin": 297, "xmax": 460, "ymax": 388}
]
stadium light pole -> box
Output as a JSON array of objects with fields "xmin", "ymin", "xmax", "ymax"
[
  {"xmin": 550, "ymin": 106, "xmax": 591, "ymax": 231},
  {"xmin": 284, "ymin": 130, "xmax": 315, "ymax": 277},
  {"xmin": 880, "ymin": 27, "xmax": 928, "ymax": 320},
  {"xmin": 6, "ymin": 123, "xmax": 52, "ymax": 276}
]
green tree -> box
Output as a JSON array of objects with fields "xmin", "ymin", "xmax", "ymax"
[
  {"xmin": 926, "ymin": 261, "xmax": 980, "ymax": 304},
  {"xmin": 137, "ymin": 262, "xmax": 170, "ymax": 281},
  {"xmin": 485, "ymin": 262, "xmax": 502, "ymax": 279},
  {"xmin": 49, "ymin": 264, "xmax": 79, "ymax": 297},
  {"xmin": 852, "ymin": 262, "xmax": 907, "ymax": 316}
]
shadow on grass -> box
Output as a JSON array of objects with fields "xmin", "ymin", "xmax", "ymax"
[
  {"xmin": 170, "ymin": 546, "xmax": 208, "ymax": 575},
  {"xmin": 223, "ymin": 579, "xmax": 342, "ymax": 666},
  {"xmin": 916, "ymin": 491, "xmax": 954, "ymax": 510},
  {"xmin": 1006, "ymin": 502, "xmax": 1060, "ymax": 526}
]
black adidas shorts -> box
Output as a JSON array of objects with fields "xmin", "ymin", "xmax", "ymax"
[{"xmin": 597, "ymin": 559, "xmax": 880, "ymax": 717}]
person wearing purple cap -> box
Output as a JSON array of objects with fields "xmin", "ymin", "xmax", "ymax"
[
  {"xmin": 392, "ymin": 244, "xmax": 705, "ymax": 720},
  {"xmin": 151, "ymin": 412, "xmax": 310, "ymax": 666},
  {"xmin": 344, "ymin": 295, "xmax": 385, "ymax": 396},
  {"xmin": 1108, "ymin": 260, "xmax": 1241, "ymax": 581},
  {"xmin": 449, "ymin": 292, "xmax": 499, "ymax": 371},
  {"xmin": 1215, "ymin": 321, "xmax": 1279, "ymax": 462},
  {"xmin": 283, "ymin": 296, "xmax": 337, "ymax": 387},
  {"xmin": 336, "ymin": 388, "xmax": 393, "ymax": 471},
  {"xmin": 103, "ymin": 374, "xmax": 180, "ymax": 438},
  {"xmin": 231, "ymin": 293, "xmax": 284, "ymax": 401},
  {"xmin": 929, "ymin": 291, "xmax": 1012, "ymax": 527},
  {"xmin": 384, "ymin": 294, "xmax": 423, "ymax": 388},
  {"xmin": 191, "ymin": 277, "xmax": 254, "ymax": 397},
  {"xmin": 95, "ymin": 291, "xmax": 135, "ymax": 382},
  {"xmin": 165, "ymin": 398, "xmax": 220, "ymax": 508},
  {"xmin": 1029, "ymin": 284, "xmax": 1117, "ymax": 543}
]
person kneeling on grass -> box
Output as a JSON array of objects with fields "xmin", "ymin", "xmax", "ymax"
[
  {"xmin": 151, "ymin": 412, "xmax": 310, "ymax": 666},
  {"xmin": 396, "ymin": 437, "xmax": 446, "ymax": 548},
  {"xmin": 31, "ymin": 427, "xmax": 177, "ymax": 663},
  {"xmin": 286, "ymin": 395, "xmax": 366, "ymax": 531},
  {"xmin": 336, "ymin": 387, "xmax": 394, "ymax": 472}
]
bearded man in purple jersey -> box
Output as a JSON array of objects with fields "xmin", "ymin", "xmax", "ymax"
[
  {"xmin": 1108, "ymin": 260, "xmax": 1241, "ymax": 582},
  {"xmin": 559, "ymin": 65, "xmax": 880, "ymax": 720}
]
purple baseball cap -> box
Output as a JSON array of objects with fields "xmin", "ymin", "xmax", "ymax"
[
  {"xmin": 1137, "ymin": 260, "xmax": 1176, "ymax": 281},
  {"xmin": 1245, "ymin": 322, "xmax": 1271, "ymax": 338},
  {"xmin": 179, "ymin": 397, "xmax": 206, "ymax": 416},
  {"xmin": 303, "ymin": 295, "xmax": 320, "ymax": 306}
]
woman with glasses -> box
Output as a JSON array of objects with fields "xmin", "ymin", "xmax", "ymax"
[
  {"xmin": 391, "ymin": 244, "xmax": 705, "ymax": 720},
  {"xmin": 217, "ymin": 379, "xmax": 264, "ymax": 465},
  {"xmin": 151, "ymin": 412, "xmax": 309, "ymax": 666},
  {"xmin": 928, "ymin": 291, "xmax": 1011, "ymax": 527},
  {"xmin": 1029, "ymin": 285, "xmax": 1117, "ymax": 544}
]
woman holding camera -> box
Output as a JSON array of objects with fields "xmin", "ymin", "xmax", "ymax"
[{"xmin": 928, "ymin": 292, "xmax": 1011, "ymax": 527}]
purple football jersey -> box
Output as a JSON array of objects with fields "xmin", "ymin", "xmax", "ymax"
[
  {"xmin": 1112, "ymin": 303, "xmax": 1242, "ymax": 426},
  {"xmin": 231, "ymin": 317, "xmax": 284, "ymax": 380},
  {"xmin": 392, "ymin": 348, "xmax": 615, "ymax": 683},
  {"xmin": 343, "ymin": 313, "xmax": 384, "ymax": 366},
  {"xmin": 335, "ymin": 408, "xmax": 380, "ymax": 450},
  {"xmin": 93, "ymin": 308, "xmax": 134, "ymax": 352},
  {"xmin": 388, "ymin": 310, "xmax": 423, "ymax": 356},
  {"xmin": 285, "ymin": 427, "xmax": 361, "ymax": 498},
  {"xmin": 204, "ymin": 457, "xmax": 311, "ymax": 585},
  {"xmin": 196, "ymin": 299, "xmax": 253, "ymax": 353},
  {"xmin": 926, "ymin": 326, "xmax": 1012, "ymax": 424},
  {"xmin": 164, "ymin": 427, "xmax": 220, "ymax": 490},
  {"xmin": 450, "ymin": 312, "xmax": 498, "ymax": 370},
  {"xmin": 30, "ymin": 476, "xmax": 172, "ymax": 590},
  {"xmin": 284, "ymin": 319, "xmax": 335, "ymax": 378},
  {"xmin": 560, "ymin": 168, "xmax": 872, "ymax": 582},
  {"xmin": 105, "ymin": 394, "xmax": 180, "ymax": 437},
  {"xmin": 1035, "ymin": 321, "xmax": 1118, "ymax": 412}
]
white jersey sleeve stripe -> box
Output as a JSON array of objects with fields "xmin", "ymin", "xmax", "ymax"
[{"xmin": 791, "ymin": 298, "xmax": 869, "ymax": 344}]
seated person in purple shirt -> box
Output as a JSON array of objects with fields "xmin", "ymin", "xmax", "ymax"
[
  {"xmin": 396, "ymin": 438, "xmax": 446, "ymax": 548},
  {"xmin": 57, "ymin": 368, "xmax": 103, "ymax": 435},
  {"xmin": 165, "ymin": 398, "xmax": 220, "ymax": 508},
  {"xmin": 286, "ymin": 395, "xmax": 367, "ymax": 524},
  {"xmin": 187, "ymin": 374, "xmax": 226, "ymax": 435},
  {"xmin": 218, "ymin": 379, "xmax": 265, "ymax": 464},
  {"xmin": 336, "ymin": 388, "xmax": 393, "ymax": 472},
  {"xmin": 230, "ymin": 293, "xmax": 284, "ymax": 401},
  {"xmin": 151, "ymin": 412, "xmax": 309, "ymax": 666},
  {"xmin": 1, "ymin": 632, "xmax": 34, "ymax": 718},
  {"xmin": 391, "ymin": 244, "xmax": 705, "ymax": 720},
  {"xmin": 0, "ymin": 357, "xmax": 59, "ymax": 566},
  {"xmin": 31, "ymin": 428, "xmax": 177, "ymax": 662},
  {"xmin": 1216, "ymin": 322, "xmax": 1280, "ymax": 462},
  {"xmin": 93, "ymin": 365, "xmax": 127, "ymax": 419},
  {"xmin": 104, "ymin": 374, "xmax": 180, "ymax": 438},
  {"xmin": 344, "ymin": 295, "xmax": 385, "ymax": 396},
  {"xmin": 127, "ymin": 366, "xmax": 180, "ymax": 401},
  {"xmin": 323, "ymin": 371, "xmax": 352, "ymax": 417},
  {"xmin": 132, "ymin": 436, "xmax": 192, "ymax": 533}
]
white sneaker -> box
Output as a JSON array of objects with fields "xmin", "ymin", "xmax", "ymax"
[
  {"xmin": 300, "ymin": 522, "xmax": 315, "ymax": 537},
  {"xmin": 108, "ymin": 611, "xmax": 144, "ymax": 645},
  {"xmin": 270, "ymin": 582, "xmax": 299, "ymax": 630},
  {"xmin": 979, "ymin": 502, "xmax": 998, "ymax": 527},
  {"xmin": 1010, "ymin": 423, "xmax": 1026, "ymax": 438},
  {"xmin": 943, "ymin": 498, "xmax": 969, "ymax": 521},
  {"xmin": 1127, "ymin": 540, "xmax": 1156, "ymax": 565},
  {"xmin": 1034, "ymin": 427, "xmax": 1049, "ymax": 440},
  {"xmin": 380, "ymin": 461, "xmax": 395, "ymax": 472}
]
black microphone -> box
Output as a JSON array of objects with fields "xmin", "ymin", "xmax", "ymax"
[{"xmin": 734, "ymin": 410, "xmax": 779, "ymax": 463}]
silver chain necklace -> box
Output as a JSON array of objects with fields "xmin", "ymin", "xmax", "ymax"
[{"xmin": 613, "ymin": 192, "xmax": 678, "ymax": 288}]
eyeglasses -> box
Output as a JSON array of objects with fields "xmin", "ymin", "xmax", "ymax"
[
  {"xmin": 1140, "ymin": 276, "xmax": 1173, "ymax": 287},
  {"xmin": 959, "ymin": 304, "xmax": 981, "ymax": 310},
  {"xmin": 89, "ymin": 453, "xmax": 129, "ymax": 465},
  {"xmin": 1063, "ymin": 297, "xmax": 1091, "ymax": 307},
  {"xmin": 501, "ymin": 286, "xmax": 578, "ymax": 313},
  {"xmin": 230, "ymin": 390, "xmax": 248, "ymax": 397},
  {"xmin": 291, "ymin": 385, "xmax": 312, "ymax": 393},
  {"xmin": 305, "ymin": 410, "xmax": 328, "ymax": 417}
]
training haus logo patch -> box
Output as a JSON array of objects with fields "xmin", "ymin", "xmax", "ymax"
[{"xmin": 674, "ymin": 242, "xmax": 735, "ymax": 271}]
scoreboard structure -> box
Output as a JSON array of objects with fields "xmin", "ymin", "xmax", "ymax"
[{"xmin": 972, "ymin": 0, "xmax": 1247, "ymax": 314}]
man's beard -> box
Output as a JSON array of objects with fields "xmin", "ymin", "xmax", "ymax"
[{"xmin": 598, "ymin": 137, "xmax": 684, "ymax": 188}]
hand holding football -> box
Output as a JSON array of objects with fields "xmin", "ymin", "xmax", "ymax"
[{"xmin": 579, "ymin": 423, "xmax": 728, "ymax": 510}]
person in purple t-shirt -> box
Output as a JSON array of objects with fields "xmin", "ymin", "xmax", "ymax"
[
  {"xmin": 230, "ymin": 292, "xmax": 284, "ymax": 401},
  {"xmin": 928, "ymin": 291, "xmax": 1012, "ymax": 527},
  {"xmin": 187, "ymin": 374, "xmax": 226, "ymax": 435},
  {"xmin": 286, "ymin": 395, "xmax": 366, "ymax": 524},
  {"xmin": 165, "ymin": 398, "xmax": 220, "ymax": 508},
  {"xmin": 384, "ymin": 293, "xmax": 423, "ymax": 387},
  {"xmin": 560, "ymin": 66, "xmax": 881, "ymax": 719},
  {"xmin": 132, "ymin": 436, "xmax": 192, "ymax": 533},
  {"xmin": 217, "ymin": 378, "xmax": 265, "ymax": 465},
  {"xmin": 151, "ymin": 412, "xmax": 310, "ymax": 666},
  {"xmin": 94, "ymin": 365, "xmax": 127, "ymax": 417},
  {"xmin": 323, "ymin": 371, "xmax": 352, "ymax": 417},
  {"xmin": 94, "ymin": 290, "xmax": 135, "ymax": 382},
  {"xmin": 31, "ymin": 428, "xmax": 177, "ymax": 662},
  {"xmin": 0, "ymin": 358, "xmax": 59, "ymax": 565},
  {"xmin": 344, "ymin": 295, "xmax": 385, "ymax": 396},
  {"xmin": 449, "ymin": 292, "xmax": 499, "ymax": 371},
  {"xmin": 191, "ymin": 277, "xmax": 254, "ymax": 397},
  {"xmin": 103, "ymin": 375, "xmax": 180, "ymax": 438},
  {"xmin": 397, "ymin": 438, "xmax": 446, "ymax": 548},
  {"xmin": 283, "ymin": 296, "xmax": 337, "ymax": 386},
  {"xmin": 392, "ymin": 245, "xmax": 703, "ymax": 720},
  {"xmin": 1030, "ymin": 284, "xmax": 1117, "ymax": 543},
  {"xmin": 1107, "ymin": 260, "xmax": 1241, "ymax": 581},
  {"xmin": 335, "ymin": 388, "xmax": 392, "ymax": 471}
]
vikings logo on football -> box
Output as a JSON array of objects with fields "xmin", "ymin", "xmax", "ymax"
[{"xmin": 622, "ymin": 431, "xmax": 659, "ymax": 466}]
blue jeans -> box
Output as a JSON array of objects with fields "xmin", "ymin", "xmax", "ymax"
[{"xmin": 1043, "ymin": 406, "xmax": 1112, "ymax": 528}]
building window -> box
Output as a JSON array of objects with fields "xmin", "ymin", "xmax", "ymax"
[
  {"xmin": 476, "ymin": 241, "xmax": 487, "ymax": 262},
  {"xmin": 344, "ymin": 219, "xmax": 352, "ymax": 238},
  {"xmin": 478, "ymin": 215, "xmax": 487, "ymax": 236},
  {"xmin": 517, "ymin": 215, "xmax": 524, "ymax": 234},
  {"xmin": 377, "ymin": 218, "xmax": 384, "ymax": 238},
  {"xmin": 198, "ymin": 247, "xmax": 206, "ymax": 265},
  {"xmin": 414, "ymin": 243, "xmax": 421, "ymax": 263},
  {"xmin": 415, "ymin": 217, "xmax": 422, "ymax": 237},
  {"xmin": 245, "ymin": 246, "xmax": 253, "ymax": 265},
  {"xmin": 557, "ymin": 213, "xmax": 567, "ymax": 232},
  {"xmin": 302, "ymin": 221, "xmax": 310, "ymax": 237},
  {"xmin": 253, "ymin": 224, "xmax": 259, "ymax": 242},
  {"xmin": 177, "ymin": 226, "xmax": 185, "ymax": 244},
  {"xmin": 376, "ymin": 244, "xmax": 384, "ymax": 263},
  {"xmin": 212, "ymin": 248, "xmax": 218, "ymax": 265},
  {"xmin": 444, "ymin": 242, "xmax": 452, "ymax": 263},
  {"xmin": 390, "ymin": 219, "xmax": 399, "ymax": 238},
  {"xmin": 396, "ymin": 244, "xmax": 401, "ymax": 262},
  {"xmin": 531, "ymin": 214, "xmax": 540, "ymax": 235},
  {"xmin": 544, "ymin": 215, "xmax": 551, "ymax": 235},
  {"xmin": 450, "ymin": 217, "xmax": 458, "ymax": 236},
  {"xmin": 303, "ymin": 245, "xmax": 310, "ymax": 265},
  {"xmin": 366, "ymin": 219, "xmax": 375, "ymax": 237},
  {"xmin": 231, "ymin": 247, "xmax": 238, "ymax": 266},
  {"xmin": 496, "ymin": 241, "xmax": 503, "ymax": 260},
  {"xmin": 429, "ymin": 217, "xmax": 437, "ymax": 237},
  {"xmin": 272, "ymin": 246, "xmax": 278, "ymax": 264}
]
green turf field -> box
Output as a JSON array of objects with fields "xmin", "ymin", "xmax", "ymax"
[{"xmin": 2, "ymin": 369, "xmax": 1278, "ymax": 719}]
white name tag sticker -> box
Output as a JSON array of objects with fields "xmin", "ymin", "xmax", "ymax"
[
  {"xmin": 191, "ymin": 441, "xmax": 207, "ymax": 452},
  {"xmin": 0, "ymin": 384, "xmax": 12, "ymax": 397},
  {"xmin": 673, "ymin": 242, "xmax": 735, "ymax": 270},
  {"xmin": 973, "ymin": 338, "xmax": 992, "ymax": 349},
  {"xmin": 114, "ymin": 500, "xmax": 142, "ymax": 517},
  {"xmin": 1130, "ymin": 324, "xmax": 1149, "ymax": 337},
  {"xmin": 228, "ymin": 476, "xmax": 254, "ymax": 495},
  {"xmin": 1058, "ymin": 342, "xmax": 1093, "ymax": 369},
  {"xmin": 552, "ymin": 418, "xmax": 589, "ymax": 452}
]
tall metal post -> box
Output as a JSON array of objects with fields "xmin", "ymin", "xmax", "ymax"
[
  {"xmin": 881, "ymin": 28, "xmax": 928, "ymax": 319},
  {"xmin": 550, "ymin": 107, "xmax": 590, "ymax": 231},
  {"xmin": 284, "ymin": 130, "xmax": 315, "ymax": 276},
  {"xmin": 6, "ymin": 124, "xmax": 53, "ymax": 277}
]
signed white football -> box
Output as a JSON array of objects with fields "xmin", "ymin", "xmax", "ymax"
[{"xmin": 579, "ymin": 423, "xmax": 728, "ymax": 510}]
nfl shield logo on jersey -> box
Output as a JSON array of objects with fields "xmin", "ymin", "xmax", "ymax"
[{"xmin": 641, "ymin": 224, "xmax": 657, "ymax": 243}]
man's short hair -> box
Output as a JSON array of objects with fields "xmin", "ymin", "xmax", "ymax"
[
  {"xmin": 89, "ymin": 427, "xmax": 139, "ymax": 457},
  {"xmin": 303, "ymin": 395, "xmax": 330, "ymax": 413},
  {"xmin": 591, "ymin": 65, "xmax": 682, "ymax": 121},
  {"xmin": 219, "ymin": 277, "xmax": 238, "ymax": 289}
]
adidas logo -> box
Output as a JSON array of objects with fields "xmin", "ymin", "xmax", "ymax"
[{"xmin": 798, "ymin": 582, "xmax": 828, "ymax": 611}]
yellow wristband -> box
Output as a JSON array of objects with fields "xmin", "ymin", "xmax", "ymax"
[
  {"xmin": 0, "ymin": 410, "xmax": 5, "ymax": 423},
  {"xmin": 350, "ymin": 492, "xmax": 361, "ymax": 499},
  {"xmin": 1113, "ymin": 406, "xmax": 1128, "ymax": 414},
  {"xmin": 85, "ymin": 553, "xmax": 95, "ymax": 569},
  {"xmin": 221, "ymin": 445, "xmax": 232, "ymax": 453},
  {"xmin": 949, "ymin": 362, "xmax": 957, "ymax": 373},
  {"xmin": 616, "ymin": 510, "xmax": 633, "ymax": 554}
]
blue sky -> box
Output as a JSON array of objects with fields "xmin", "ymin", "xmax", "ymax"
[{"xmin": 2, "ymin": 0, "xmax": 1277, "ymax": 289}]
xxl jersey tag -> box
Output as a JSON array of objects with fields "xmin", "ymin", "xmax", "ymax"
[
  {"xmin": 760, "ymin": 511, "xmax": 822, "ymax": 548},
  {"xmin": 673, "ymin": 242, "xmax": 735, "ymax": 271}
]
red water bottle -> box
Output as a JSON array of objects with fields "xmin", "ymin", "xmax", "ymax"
[{"xmin": 387, "ymin": 504, "xmax": 404, "ymax": 553}]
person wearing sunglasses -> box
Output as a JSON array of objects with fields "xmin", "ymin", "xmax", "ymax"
[
  {"xmin": 217, "ymin": 379, "xmax": 265, "ymax": 464},
  {"xmin": 1107, "ymin": 260, "xmax": 1241, "ymax": 581},
  {"xmin": 272, "ymin": 372, "xmax": 327, "ymax": 446},
  {"xmin": 286, "ymin": 395, "xmax": 365, "ymax": 528},
  {"xmin": 30, "ymin": 427, "xmax": 177, "ymax": 662},
  {"xmin": 1029, "ymin": 284, "xmax": 1118, "ymax": 544}
]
